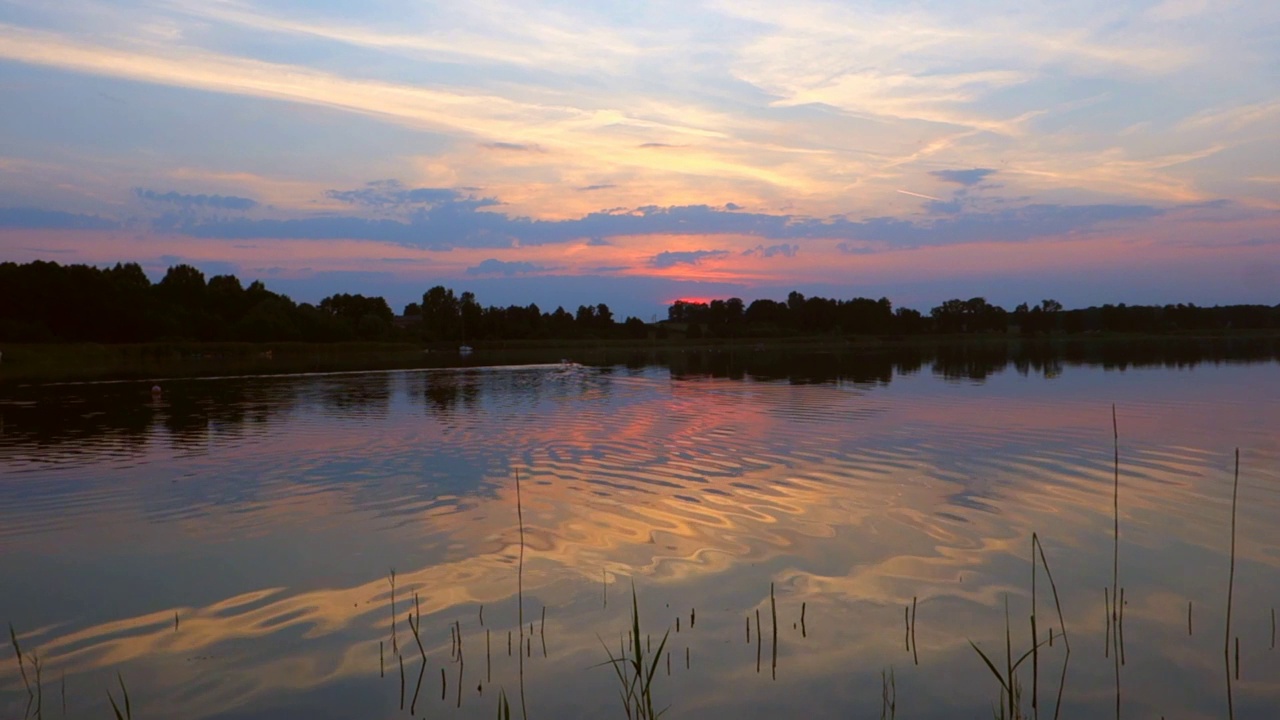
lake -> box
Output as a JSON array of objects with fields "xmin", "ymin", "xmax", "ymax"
[{"xmin": 2, "ymin": 343, "xmax": 1279, "ymax": 719}]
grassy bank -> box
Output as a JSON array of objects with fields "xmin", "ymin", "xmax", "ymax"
[
  {"xmin": 0, "ymin": 342, "xmax": 432, "ymax": 384},
  {"xmin": 2, "ymin": 330, "xmax": 1278, "ymax": 385}
]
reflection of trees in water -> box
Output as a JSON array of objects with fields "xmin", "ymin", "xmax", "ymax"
[
  {"xmin": 313, "ymin": 373, "xmax": 393, "ymax": 416},
  {"xmin": 0, "ymin": 383, "xmax": 155, "ymax": 457},
  {"xmin": 0, "ymin": 378, "xmax": 301, "ymax": 459},
  {"xmin": 162, "ymin": 379, "xmax": 301, "ymax": 449},
  {"xmin": 1, "ymin": 338, "xmax": 1275, "ymax": 458},
  {"xmin": 404, "ymin": 365, "xmax": 612, "ymax": 422},
  {"xmin": 1059, "ymin": 335, "xmax": 1280, "ymax": 370},
  {"xmin": 405, "ymin": 371, "xmax": 481, "ymax": 417},
  {"xmin": 666, "ymin": 347, "xmax": 920, "ymax": 385},
  {"xmin": 664, "ymin": 337, "xmax": 1280, "ymax": 385},
  {"xmin": 931, "ymin": 344, "xmax": 1010, "ymax": 381}
]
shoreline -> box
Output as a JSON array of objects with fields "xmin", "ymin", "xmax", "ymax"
[{"xmin": 2, "ymin": 330, "xmax": 1278, "ymax": 385}]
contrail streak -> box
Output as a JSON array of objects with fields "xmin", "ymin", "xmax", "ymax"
[{"xmin": 896, "ymin": 189, "xmax": 943, "ymax": 201}]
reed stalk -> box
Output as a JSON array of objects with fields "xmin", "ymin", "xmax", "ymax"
[
  {"xmin": 1111, "ymin": 406, "xmax": 1121, "ymax": 720},
  {"xmin": 516, "ymin": 468, "xmax": 528, "ymax": 720},
  {"xmin": 106, "ymin": 672, "xmax": 131, "ymax": 720},
  {"xmin": 596, "ymin": 584, "xmax": 670, "ymax": 719},
  {"xmin": 1224, "ymin": 448, "xmax": 1240, "ymax": 720}
]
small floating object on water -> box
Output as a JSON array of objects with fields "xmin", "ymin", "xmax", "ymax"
[
  {"xmin": 458, "ymin": 345, "xmax": 474, "ymax": 356},
  {"xmin": 151, "ymin": 384, "xmax": 162, "ymax": 395}
]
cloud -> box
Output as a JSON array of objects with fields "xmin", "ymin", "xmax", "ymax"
[
  {"xmin": 15, "ymin": 246, "xmax": 75, "ymax": 254},
  {"xmin": 482, "ymin": 142, "xmax": 544, "ymax": 152},
  {"xmin": 325, "ymin": 180, "xmax": 495, "ymax": 210},
  {"xmin": 0, "ymin": 207, "xmax": 119, "ymax": 230},
  {"xmin": 930, "ymin": 169, "xmax": 998, "ymax": 186},
  {"xmin": 577, "ymin": 184, "xmax": 616, "ymax": 192},
  {"xmin": 743, "ymin": 243, "xmax": 799, "ymax": 258},
  {"xmin": 135, "ymin": 188, "xmax": 258, "ymax": 211},
  {"xmin": 7, "ymin": 176, "xmax": 1171, "ymax": 252},
  {"xmin": 836, "ymin": 242, "xmax": 880, "ymax": 255},
  {"xmin": 844, "ymin": 204, "xmax": 1165, "ymax": 247},
  {"xmin": 925, "ymin": 199, "xmax": 966, "ymax": 215},
  {"xmin": 145, "ymin": 183, "xmax": 1169, "ymax": 250},
  {"xmin": 649, "ymin": 250, "xmax": 730, "ymax": 268},
  {"xmin": 465, "ymin": 258, "xmax": 552, "ymax": 276}
]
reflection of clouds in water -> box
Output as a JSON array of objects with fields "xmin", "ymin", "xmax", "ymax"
[{"xmin": 2, "ymin": 362, "xmax": 1280, "ymax": 717}]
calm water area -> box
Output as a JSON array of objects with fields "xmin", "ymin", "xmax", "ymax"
[{"xmin": 2, "ymin": 342, "xmax": 1279, "ymax": 719}]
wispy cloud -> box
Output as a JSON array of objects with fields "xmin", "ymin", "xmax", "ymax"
[
  {"xmin": 897, "ymin": 189, "xmax": 944, "ymax": 202},
  {"xmin": 649, "ymin": 249, "xmax": 730, "ymax": 268},
  {"xmin": 325, "ymin": 181, "xmax": 494, "ymax": 211},
  {"xmin": 930, "ymin": 168, "xmax": 997, "ymax": 186},
  {"xmin": 482, "ymin": 142, "xmax": 545, "ymax": 153},
  {"xmin": 0, "ymin": 207, "xmax": 119, "ymax": 230},
  {"xmin": 465, "ymin": 258, "xmax": 553, "ymax": 275},
  {"xmin": 161, "ymin": 0, "xmax": 654, "ymax": 76},
  {"xmin": 135, "ymin": 188, "xmax": 258, "ymax": 211},
  {"xmin": 743, "ymin": 243, "xmax": 799, "ymax": 258},
  {"xmin": 146, "ymin": 181, "xmax": 1169, "ymax": 250},
  {"xmin": 835, "ymin": 242, "xmax": 880, "ymax": 255}
]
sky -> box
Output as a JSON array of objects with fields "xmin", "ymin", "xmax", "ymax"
[{"xmin": 0, "ymin": 0, "xmax": 1278, "ymax": 319}]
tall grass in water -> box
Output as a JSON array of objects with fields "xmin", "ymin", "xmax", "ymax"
[
  {"xmin": 969, "ymin": 598, "xmax": 1034, "ymax": 720},
  {"xmin": 1108, "ymin": 405, "xmax": 1125, "ymax": 719},
  {"xmin": 598, "ymin": 585, "xmax": 671, "ymax": 720},
  {"xmin": 9, "ymin": 623, "xmax": 34, "ymax": 719},
  {"xmin": 1223, "ymin": 448, "xmax": 1240, "ymax": 720},
  {"xmin": 969, "ymin": 533, "xmax": 1070, "ymax": 720},
  {"xmin": 515, "ymin": 468, "xmax": 528, "ymax": 720},
  {"xmin": 880, "ymin": 667, "xmax": 896, "ymax": 720},
  {"xmin": 406, "ymin": 592, "xmax": 428, "ymax": 716},
  {"xmin": 1031, "ymin": 533, "xmax": 1070, "ymax": 720},
  {"xmin": 106, "ymin": 672, "xmax": 133, "ymax": 720},
  {"xmin": 496, "ymin": 688, "xmax": 512, "ymax": 720},
  {"xmin": 8, "ymin": 623, "xmax": 48, "ymax": 720}
]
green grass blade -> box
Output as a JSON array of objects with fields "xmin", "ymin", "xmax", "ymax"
[
  {"xmin": 969, "ymin": 641, "xmax": 1011, "ymax": 694},
  {"xmin": 7, "ymin": 623, "xmax": 22, "ymax": 665},
  {"xmin": 1012, "ymin": 637, "xmax": 1054, "ymax": 673},
  {"xmin": 118, "ymin": 672, "xmax": 132, "ymax": 719},
  {"xmin": 645, "ymin": 630, "xmax": 670, "ymax": 687}
]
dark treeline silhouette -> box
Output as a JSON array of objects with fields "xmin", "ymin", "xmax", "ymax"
[
  {"xmin": 669, "ymin": 293, "xmax": 1280, "ymax": 338},
  {"xmin": 2, "ymin": 260, "xmax": 1277, "ymax": 344},
  {"xmin": 0, "ymin": 260, "xmax": 397, "ymax": 343},
  {"xmin": 406, "ymin": 285, "xmax": 644, "ymax": 342},
  {"xmin": 0, "ymin": 261, "xmax": 642, "ymax": 343}
]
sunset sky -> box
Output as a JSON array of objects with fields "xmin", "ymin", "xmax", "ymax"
[{"xmin": 1, "ymin": 0, "xmax": 1277, "ymax": 318}]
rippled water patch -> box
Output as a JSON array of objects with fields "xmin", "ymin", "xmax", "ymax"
[{"xmin": 2, "ymin": 358, "xmax": 1279, "ymax": 718}]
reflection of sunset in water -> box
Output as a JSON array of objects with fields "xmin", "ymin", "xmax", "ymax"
[{"xmin": 3, "ymin": 358, "xmax": 1280, "ymax": 718}]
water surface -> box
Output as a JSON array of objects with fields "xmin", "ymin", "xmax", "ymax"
[{"xmin": 2, "ymin": 348, "xmax": 1279, "ymax": 718}]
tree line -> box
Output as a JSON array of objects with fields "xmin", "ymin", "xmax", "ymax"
[
  {"xmin": 1, "ymin": 260, "xmax": 1276, "ymax": 344},
  {"xmin": 0, "ymin": 261, "xmax": 643, "ymax": 343},
  {"xmin": 667, "ymin": 293, "xmax": 1279, "ymax": 337}
]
